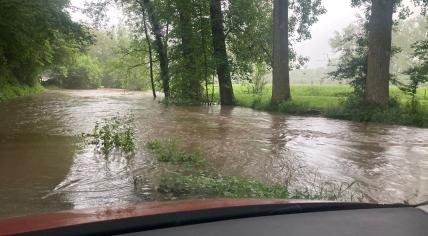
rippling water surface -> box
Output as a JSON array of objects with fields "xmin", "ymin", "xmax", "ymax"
[{"xmin": 0, "ymin": 89, "xmax": 427, "ymax": 219}]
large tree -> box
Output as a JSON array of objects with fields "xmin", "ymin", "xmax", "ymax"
[
  {"xmin": 350, "ymin": 0, "xmax": 428, "ymax": 106},
  {"xmin": 139, "ymin": 0, "xmax": 170, "ymax": 98},
  {"xmin": 271, "ymin": 0, "xmax": 325, "ymax": 104},
  {"xmin": 402, "ymin": 39, "xmax": 428, "ymax": 108},
  {"xmin": 167, "ymin": 0, "xmax": 216, "ymax": 103},
  {"xmin": 364, "ymin": 0, "xmax": 394, "ymax": 106},
  {"xmin": 171, "ymin": 0, "xmax": 204, "ymax": 102},
  {"xmin": 210, "ymin": 0, "xmax": 235, "ymax": 105},
  {"xmin": 272, "ymin": 0, "xmax": 290, "ymax": 103}
]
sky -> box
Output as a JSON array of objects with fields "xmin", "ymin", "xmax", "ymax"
[
  {"xmin": 295, "ymin": 0, "xmax": 360, "ymax": 68},
  {"xmin": 69, "ymin": 0, "xmax": 90, "ymax": 23},
  {"xmin": 70, "ymin": 0, "xmax": 361, "ymax": 69},
  {"xmin": 69, "ymin": 0, "xmax": 123, "ymax": 26}
]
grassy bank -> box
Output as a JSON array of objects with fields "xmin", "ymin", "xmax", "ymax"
[
  {"xmin": 219, "ymin": 84, "xmax": 428, "ymax": 128},
  {"xmin": 0, "ymin": 82, "xmax": 44, "ymax": 102}
]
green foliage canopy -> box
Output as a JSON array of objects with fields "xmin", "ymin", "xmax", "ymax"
[{"xmin": 0, "ymin": 0, "xmax": 93, "ymax": 86}]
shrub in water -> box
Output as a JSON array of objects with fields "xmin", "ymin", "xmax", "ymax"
[
  {"xmin": 83, "ymin": 115, "xmax": 136, "ymax": 155},
  {"xmin": 159, "ymin": 173, "xmax": 290, "ymax": 199},
  {"xmin": 146, "ymin": 139, "xmax": 363, "ymax": 202},
  {"xmin": 147, "ymin": 139, "xmax": 206, "ymax": 165}
]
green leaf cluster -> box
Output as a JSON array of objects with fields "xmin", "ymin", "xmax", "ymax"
[{"xmin": 83, "ymin": 115, "xmax": 136, "ymax": 155}]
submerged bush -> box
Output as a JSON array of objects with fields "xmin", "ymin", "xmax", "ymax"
[
  {"xmin": 159, "ymin": 173, "xmax": 362, "ymax": 201},
  {"xmin": 83, "ymin": 115, "xmax": 136, "ymax": 155},
  {"xmin": 159, "ymin": 173, "xmax": 290, "ymax": 199},
  {"xmin": 143, "ymin": 138, "xmax": 362, "ymax": 202},
  {"xmin": 292, "ymin": 181, "xmax": 363, "ymax": 202},
  {"xmin": 147, "ymin": 139, "xmax": 206, "ymax": 165}
]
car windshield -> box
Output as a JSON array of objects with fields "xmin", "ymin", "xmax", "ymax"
[{"xmin": 0, "ymin": 0, "xmax": 427, "ymax": 220}]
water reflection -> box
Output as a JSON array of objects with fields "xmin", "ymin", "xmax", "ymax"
[
  {"xmin": 0, "ymin": 134, "xmax": 75, "ymax": 218},
  {"xmin": 268, "ymin": 115, "xmax": 302, "ymax": 186}
]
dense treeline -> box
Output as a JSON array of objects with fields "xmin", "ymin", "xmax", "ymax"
[
  {"xmin": 44, "ymin": 27, "xmax": 151, "ymax": 90},
  {"xmin": 87, "ymin": 0, "xmax": 325, "ymax": 104},
  {"xmin": 0, "ymin": 0, "xmax": 92, "ymax": 96},
  {"xmin": 330, "ymin": 0, "xmax": 428, "ymax": 106},
  {"xmin": 88, "ymin": 0, "xmax": 428, "ymax": 108},
  {"xmin": 1, "ymin": 0, "xmax": 428, "ymax": 115},
  {"xmin": 90, "ymin": 29, "xmax": 151, "ymax": 90}
]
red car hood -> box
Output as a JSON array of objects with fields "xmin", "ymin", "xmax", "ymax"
[{"xmin": 0, "ymin": 199, "xmax": 323, "ymax": 235}]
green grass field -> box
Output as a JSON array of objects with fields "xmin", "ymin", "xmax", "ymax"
[
  {"xmin": 229, "ymin": 84, "xmax": 428, "ymax": 109},
  {"xmin": 213, "ymin": 84, "xmax": 428, "ymax": 127},
  {"xmin": 231, "ymin": 85, "xmax": 348, "ymax": 111}
]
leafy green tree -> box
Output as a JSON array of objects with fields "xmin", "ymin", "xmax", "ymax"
[
  {"xmin": 210, "ymin": 0, "xmax": 235, "ymax": 105},
  {"xmin": 225, "ymin": 0, "xmax": 273, "ymax": 81},
  {"xmin": 391, "ymin": 16, "xmax": 428, "ymax": 75},
  {"xmin": 169, "ymin": 0, "xmax": 205, "ymax": 102},
  {"xmin": 139, "ymin": 0, "xmax": 171, "ymax": 98},
  {"xmin": 271, "ymin": 0, "xmax": 325, "ymax": 103},
  {"xmin": 66, "ymin": 55, "xmax": 102, "ymax": 89},
  {"xmin": 128, "ymin": 0, "xmax": 216, "ymax": 103},
  {"xmin": 350, "ymin": 0, "xmax": 428, "ymax": 106},
  {"xmin": 89, "ymin": 28, "xmax": 150, "ymax": 91},
  {"xmin": 329, "ymin": 13, "xmax": 427, "ymax": 99},
  {"xmin": 402, "ymin": 39, "xmax": 428, "ymax": 109},
  {"xmin": 87, "ymin": 0, "xmax": 324, "ymax": 104},
  {"xmin": 328, "ymin": 18, "xmax": 368, "ymax": 96},
  {"xmin": 44, "ymin": 25, "xmax": 150, "ymax": 91},
  {"xmin": 0, "ymin": 0, "xmax": 92, "ymax": 87},
  {"xmin": 45, "ymin": 53, "xmax": 101, "ymax": 89}
]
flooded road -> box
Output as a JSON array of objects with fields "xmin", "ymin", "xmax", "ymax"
[{"xmin": 1, "ymin": 89, "xmax": 427, "ymax": 219}]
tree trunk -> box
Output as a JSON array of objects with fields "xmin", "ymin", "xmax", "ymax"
[
  {"xmin": 140, "ymin": 0, "xmax": 170, "ymax": 98},
  {"xmin": 197, "ymin": 1, "xmax": 210, "ymax": 103},
  {"xmin": 209, "ymin": 0, "xmax": 235, "ymax": 105},
  {"xmin": 142, "ymin": 8, "xmax": 156, "ymax": 99},
  {"xmin": 364, "ymin": 0, "xmax": 394, "ymax": 106},
  {"xmin": 176, "ymin": 0, "xmax": 202, "ymax": 101},
  {"xmin": 272, "ymin": 0, "xmax": 291, "ymax": 104}
]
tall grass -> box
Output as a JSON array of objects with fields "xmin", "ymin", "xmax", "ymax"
[{"xmin": 0, "ymin": 82, "xmax": 44, "ymax": 102}]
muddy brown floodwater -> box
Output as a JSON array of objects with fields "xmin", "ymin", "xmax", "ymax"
[{"xmin": 0, "ymin": 89, "xmax": 427, "ymax": 219}]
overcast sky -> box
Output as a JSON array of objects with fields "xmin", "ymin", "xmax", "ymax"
[
  {"xmin": 295, "ymin": 0, "xmax": 360, "ymax": 68},
  {"xmin": 70, "ymin": 0, "xmax": 360, "ymax": 68}
]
